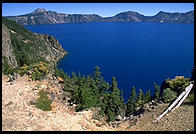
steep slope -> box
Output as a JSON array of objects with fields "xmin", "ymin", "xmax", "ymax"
[
  {"xmin": 2, "ymin": 24, "xmax": 18, "ymax": 67},
  {"xmin": 2, "ymin": 17, "xmax": 67, "ymax": 68},
  {"xmin": 5, "ymin": 8, "xmax": 194, "ymax": 25}
]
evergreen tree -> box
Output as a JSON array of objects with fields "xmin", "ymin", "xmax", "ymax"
[
  {"xmin": 154, "ymin": 82, "xmax": 160, "ymax": 100},
  {"xmin": 142, "ymin": 90, "xmax": 146, "ymax": 105},
  {"xmin": 145, "ymin": 89, "xmax": 151, "ymax": 103},
  {"xmin": 136, "ymin": 88, "xmax": 144, "ymax": 107},
  {"xmin": 105, "ymin": 77, "xmax": 124, "ymax": 121},
  {"xmin": 126, "ymin": 86, "xmax": 137, "ymax": 116},
  {"xmin": 92, "ymin": 66, "xmax": 109, "ymax": 94}
]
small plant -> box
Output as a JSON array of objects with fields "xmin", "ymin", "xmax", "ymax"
[
  {"xmin": 187, "ymin": 93, "xmax": 194, "ymax": 105},
  {"xmin": 35, "ymin": 90, "xmax": 52, "ymax": 111},
  {"xmin": 162, "ymin": 88, "xmax": 177, "ymax": 103}
]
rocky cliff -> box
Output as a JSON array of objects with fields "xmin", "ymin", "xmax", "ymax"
[
  {"xmin": 5, "ymin": 8, "xmax": 194, "ymax": 25},
  {"xmin": 2, "ymin": 17, "xmax": 67, "ymax": 68},
  {"xmin": 2, "ymin": 24, "xmax": 18, "ymax": 67}
]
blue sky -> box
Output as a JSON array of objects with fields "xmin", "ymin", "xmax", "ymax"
[{"xmin": 2, "ymin": 3, "xmax": 194, "ymax": 17}]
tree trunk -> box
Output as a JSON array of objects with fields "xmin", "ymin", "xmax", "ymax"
[{"xmin": 156, "ymin": 83, "xmax": 193, "ymax": 120}]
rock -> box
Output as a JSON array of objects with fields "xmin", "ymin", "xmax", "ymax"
[
  {"xmin": 158, "ymin": 100, "xmax": 164, "ymax": 104},
  {"xmin": 46, "ymin": 86, "xmax": 50, "ymax": 90},
  {"xmin": 95, "ymin": 121, "xmax": 105, "ymax": 127},
  {"xmin": 129, "ymin": 115, "xmax": 134, "ymax": 120},
  {"xmin": 50, "ymin": 92, "xmax": 55, "ymax": 101},
  {"xmin": 139, "ymin": 114, "xmax": 143, "ymax": 118},
  {"xmin": 13, "ymin": 72, "xmax": 20, "ymax": 80},
  {"xmin": 81, "ymin": 126, "xmax": 86, "ymax": 130},
  {"xmin": 40, "ymin": 85, "xmax": 47, "ymax": 89},
  {"xmin": 5, "ymin": 101, "xmax": 13, "ymax": 107},
  {"xmin": 8, "ymin": 74, "xmax": 14, "ymax": 82},
  {"xmin": 29, "ymin": 101, "xmax": 36, "ymax": 105},
  {"xmin": 2, "ymin": 24, "xmax": 18, "ymax": 68},
  {"xmin": 115, "ymin": 115, "xmax": 123, "ymax": 121}
]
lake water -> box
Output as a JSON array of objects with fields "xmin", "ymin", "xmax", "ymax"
[{"xmin": 25, "ymin": 22, "xmax": 194, "ymax": 102}]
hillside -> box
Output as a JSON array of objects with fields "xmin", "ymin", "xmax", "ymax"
[
  {"xmin": 2, "ymin": 74, "xmax": 194, "ymax": 131},
  {"xmin": 2, "ymin": 17, "xmax": 67, "ymax": 70},
  {"xmin": 5, "ymin": 8, "xmax": 194, "ymax": 25}
]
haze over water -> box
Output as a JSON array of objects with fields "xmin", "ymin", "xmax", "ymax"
[{"xmin": 25, "ymin": 22, "xmax": 194, "ymax": 102}]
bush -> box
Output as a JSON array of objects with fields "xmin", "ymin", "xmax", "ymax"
[
  {"xmin": 187, "ymin": 93, "xmax": 194, "ymax": 105},
  {"xmin": 166, "ymin": 76, "xmax": 190, "ymax": 94},
  {"xmin": 162, "ymin": 88, "xmax": 177, "ymax": 103},
  {"xmin": 18, "ymin": 61, "xmax": 49, "ymax": 81},
  {"xmin": 35, "ymin": 90, "xmax": 52, "ymax": 111}
]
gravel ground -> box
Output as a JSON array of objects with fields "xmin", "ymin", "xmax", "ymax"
[{"xmin": 130, "ymin": 103, "xmax": 194, "ymax": 131}]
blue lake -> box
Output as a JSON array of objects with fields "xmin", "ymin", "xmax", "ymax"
[{"xmin": 25, "ymin": 22, "xmax": 194, "ymax": 102}]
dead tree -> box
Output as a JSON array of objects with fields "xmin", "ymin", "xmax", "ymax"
[{"xmin": 156, "ymin": 83, "xmax": 193, "ymax": 120}]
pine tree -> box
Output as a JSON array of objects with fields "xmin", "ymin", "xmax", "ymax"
[
  {"xmin": 105, "ymin": 77, "xmax": 125, "ymax": 121},
  {"xmin": 126, "ymin": 86, "xmax": 137, "ymax": 116},
  {"xmin": 154, "ymin": 82, "xmax": 160, "ymax": 100},
  {"xmin": 145, "ymin": 89, "xmax": 151, "ymax": 103},
  {"xmin": 92, "ymin": 66, "xmax": 109, "ymax": 94},
  {"xmin": 136, "ymin": 88, "xmax": 144, "ymax": 107},
  {"xmin": 142, "ymin": 90, "xmax": 146, "ymax": 105}
]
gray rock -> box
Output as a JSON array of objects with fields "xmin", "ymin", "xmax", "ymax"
[
  {"xmin": 8, "ymin": 74, "xmax": 14, "ymax": 82},
  {"xmin": 29, "ymin": 101, "xmax": 36, "ymax": 105},
  {"xmin": 50, "ymin": 92, "xmax": 55, "ymax": 101},
  {"xmin": 115, "ymin": 115, "xmax": 123, "ymax": 121}
]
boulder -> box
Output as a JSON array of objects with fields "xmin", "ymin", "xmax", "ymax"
[
  {"xmin": 29, "ymin": 100, "xmax": 36, "ymax": 105},
  {"xmin": 8, "ymin": 74, "xmax": 14, "ymax": 82},
  {"xmin": 115, "ymin": 115, "xmax": 123, "ymax": 121}
]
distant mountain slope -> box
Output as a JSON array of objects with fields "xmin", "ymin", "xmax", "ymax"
[
  {"xmin": 2, "ymin": 17, "xmax": 67, "ymax": 69},
  {"xmin": 5, "ymin": 8, "xmax": 194, "ymax": 25},
  {"xmin": 6, "ymin": 8, "xmax": 103, "ymax": 25}
]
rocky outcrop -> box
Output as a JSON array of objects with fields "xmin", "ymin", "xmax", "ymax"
[
  {"xmin": 2, "ymin": 24, "xmax": 18, "ymax": 67},
  {"xmin": 5, "ymin": 8, "xmax": 194, "ymax": 25},
  {"xmin": 2, "ymin": 17, "xmax": 67, "ymax": 68},
  {"xmin": 37, "ymin": 34, "xmax": 67, "ymax": 62}
]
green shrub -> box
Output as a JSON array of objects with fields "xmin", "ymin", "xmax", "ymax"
[
  {"xmin": 166, "ymin": 76, "xmax": 190, "ymax": 94},
  {"xmin": 18, "ymin": 61, "xmax": 49, "ymax": 81},
  {"xmin": 162, "ymin": 88, "xmax": 177, "ymax": 103},
  {"xmin": 35, "ymin": 90, "xmax": 52, "ymax": 111},
  {"xmin": 187, "ymin": 93, "xmax": 194, "ymax": 105}
]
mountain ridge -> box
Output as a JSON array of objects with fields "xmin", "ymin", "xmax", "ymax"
[{"xmin": 5, "ymin": 8, "xmax": 194, "ymax": 25}]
